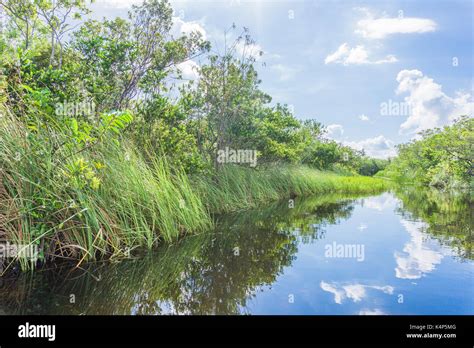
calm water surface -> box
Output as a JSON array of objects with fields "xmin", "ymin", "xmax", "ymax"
[{"xmin": 1, "ymin": 188, "xmax": 472, "ymax": 315}]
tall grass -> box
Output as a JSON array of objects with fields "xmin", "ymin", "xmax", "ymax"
[
  {"xmin": 195, "ymin": 164, "xmax": 389, "ymax": 213},
  {"xmin": 1, "ymin": 108, "xmax": 388, "ymax": 271},
  {"xmin": 0, "ymin": 109, "xmax": 210, "ymax": 270}
]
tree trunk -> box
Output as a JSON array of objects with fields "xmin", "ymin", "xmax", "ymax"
[{"xmin": 49, "ymin": 33, "xmax": 55, "ymax": 67}]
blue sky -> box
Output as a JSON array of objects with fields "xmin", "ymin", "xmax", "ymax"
[{"xmin": 91, "ymin": 0, "xmax": 473, "ymax": 158}]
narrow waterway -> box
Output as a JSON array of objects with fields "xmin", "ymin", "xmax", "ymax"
[{"xmin": 1, "ymin": 188, "xmax": 472, "ymax": 315}]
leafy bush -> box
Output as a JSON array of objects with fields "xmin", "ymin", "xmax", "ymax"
[{"xmin": 379, "ymin": 117, "xmax": 473, "ymax": 188}]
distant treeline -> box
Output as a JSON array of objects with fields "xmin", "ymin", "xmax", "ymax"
[{"xmin": 379, "ymin": 117, "xmax": 473, "ymax": 189}]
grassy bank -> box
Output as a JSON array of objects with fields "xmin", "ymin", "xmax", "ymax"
[
  {"xmin": 0, "ymin": 110, "xmax": 211, "ymax": 270},
  {"xmin": 0, "ymin": 111, "xmax": 389, "ymax": 271},
  {"xmin": 196, "ymin": 165, "xmax": 389, "ymax": 213}
]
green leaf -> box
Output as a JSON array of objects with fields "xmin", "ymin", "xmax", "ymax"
[{"xmin": 71, "ymin": 118, "xmax": 79, "ymax": 135}]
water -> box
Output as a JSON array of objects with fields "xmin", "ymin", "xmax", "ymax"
[{"xmin": 0, "ymin": 188, "xmax": 472, "ymax": 315}]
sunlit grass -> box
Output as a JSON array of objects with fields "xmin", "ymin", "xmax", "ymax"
[
  {"xmin": 196, "ymin": 164, "xmax": 390, "ymax": 213},
  {"xmin": 0, "ymin": 110, "xmax": 211, "ymax": 270},
  {"xmin": 1, "ymin": 110, "xmax": 388, "ymax": 271}
]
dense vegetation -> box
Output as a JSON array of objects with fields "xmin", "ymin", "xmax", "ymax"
[
  {"xmin": 0, "ymin": 0, "xmax": 470, "ymax": 271},
  {"xmin": 378, "ymin": 117, "xmax": 473, "ymax": 189}
]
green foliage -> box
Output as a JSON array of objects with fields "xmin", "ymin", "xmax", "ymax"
[
  {"xmin": 379, "ymin": 117, "xmax": 473, "ymax": 188},
  {"xmin": 70, "ymin": 0, "xmax": 209, "ymax": 110},
  {"xmin": 0, "ymin": 0, "xmax": 393, "ymax": 272},
  {"xmin": 303, "ymin": 140, "xmax": 346, "ymax": 170},
  {"xmin": 253, "ymin": 104, "xmax": 309, "ymax": 163},
  {"xmin": 358, "ymin": 157, "xmax": 389, "ymax": 176},
  {"xmin": 132, "ymin": 94, "xmax": 207, "ymax": 173},
  {"xmin": 180, "ymin": 31, "xmax": 270, "ymax": 168}
]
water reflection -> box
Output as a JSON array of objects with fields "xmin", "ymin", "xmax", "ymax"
[
  {"xmin": 0, "ymin": 194, "xmax": 357, "ymax": 315},
  {"xmin": 320, "ymin": 282, "xmax": 394, "ymax": 304},
  {"xmin": 394, "ymin": 219, "xmax": 444, "ymax": 279},
  {"xmin": 0, "ymin": 188, "xmax": 472, "ymax": 315},
  {"xmin": 362, "ymin": 192, "xmax": 399, "ymax": 212},
  {"xmin": 395, "ymin": 188, "xmax": 473, "ymax": 260}
]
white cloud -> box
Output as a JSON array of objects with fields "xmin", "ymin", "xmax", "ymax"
[
  {"xmin": 363, "ymin": 193, "xmax": 399, "ymax": 211},
  {"xmin": 359, "ymin": 114, "xmax": 370, "ymax": 121},
  {"xmin": 343, "ymin": 284, "xmax": 366, "ymax": 302},
  {"xmin": 270, "ymin": 64, "xmax": 301, "ymax": 81},
  {"xmin": 372, "ymin": 285, "xmax": 395, "ymax": 295},
  {"xmin": 325, "ymin": 43, "xmax": 397, "ymax": 65},
  {"xmin": 395, "ymin": 69, "xmax": 473, "ymax": 134},
  {"xmin": 325, "ymin": 126, "xmax": 397, "ymax": 159},
  {"xmin": 344, "ymin": 135, "xmax": 396, "ymax": 159},
  {"xmin": 94, "ymin": 0, "xmax": 141, "ymax": 8},
  {"xmin": 172, "ymin": 17, "xmax": 207, "ymax": 40},
  {"xmin": 394, "ymin": 219, "xmax": 444, "ymax": 279},
  {"xmin": 320, "ymin": 281, "xmax": 394, "ymax": 305},
  {"xmin": 324, "ymin": 44, "xmax": 349, "ymax": 64},
  {"xmin": 356, "ymin": 16, "xmax": 437, "ymax": 39},
  {"xmin": 176, "ymin": 60, "xmax": 200, "ymax": 80},
  {"xmin": 320, "ymin": 281, "xmax": 345, "ymax": 304},
  {"xmin": 325, "ymin": 124, "xmax": 344, "ymax": 138}
]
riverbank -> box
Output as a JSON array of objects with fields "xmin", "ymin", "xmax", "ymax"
[
  {"xmin": 195, "ymin": 164, "xmax": 389, "ymax": 213},
  {"xmin": 0, "ymin": 119, "xmax": 389, "ymax": 271}
]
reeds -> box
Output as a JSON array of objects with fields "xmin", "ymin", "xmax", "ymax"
[
  {"xmin": 0, "ymin": 109, "xmax": 388, "ymax": 271},
  {"xmin": 195, "ymin": 164, "xmax": 389, "ymax": 213},
  {"xmin": 0, "ymin": 110, "xmax": 211, "ymax": 270}
]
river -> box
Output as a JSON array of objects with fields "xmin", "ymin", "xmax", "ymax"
[{"xmin": 0, "ymin": 188, "xmax": 472, "ymax": 315}]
